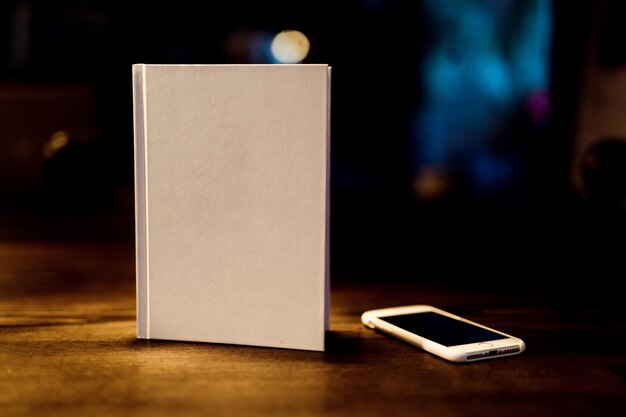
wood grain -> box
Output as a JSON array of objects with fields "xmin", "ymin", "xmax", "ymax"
[{"xmin": 1, "ymin": 240, "xmax": 625, "ymax": 417}]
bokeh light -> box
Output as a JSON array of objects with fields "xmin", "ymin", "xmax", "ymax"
[
  {"xmin": 43, "ymin": 130, "xmax": 70, "ymax": 159},
  {"xmin": 271, "ymin": 30, "xmax": 310, "ymax": 63}
]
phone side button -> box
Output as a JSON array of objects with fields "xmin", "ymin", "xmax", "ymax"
[{"xmin": 478, "ymin": 343, "xmax": 493, "ymax": 347}]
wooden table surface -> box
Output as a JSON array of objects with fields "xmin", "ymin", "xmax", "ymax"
[{"xmin": 1, "ymin": 239, "xmax": 625, "ymax": 417}]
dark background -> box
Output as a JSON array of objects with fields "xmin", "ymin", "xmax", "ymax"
[{"xmin": 0, "ymin": 0, "xmax": 624, "ymax": 304}]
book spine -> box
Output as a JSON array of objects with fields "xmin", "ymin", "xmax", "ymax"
[{"xmin": 132, "ymin": 64, "xmax": 149, "ymax": 339}]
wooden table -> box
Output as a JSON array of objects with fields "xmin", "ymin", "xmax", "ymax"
[{"xmin": 1, "ymin": 239, "xmax": 625, "ymax": 417}]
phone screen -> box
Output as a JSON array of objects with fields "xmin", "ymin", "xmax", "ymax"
[{"xmin": 379, "ymin": 312, "xmax": 508, "ymax": 347}]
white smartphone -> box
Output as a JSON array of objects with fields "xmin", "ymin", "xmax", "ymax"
[{"xmin": 361, "ymin": 305, "xmax": 525, "ymax": 363}]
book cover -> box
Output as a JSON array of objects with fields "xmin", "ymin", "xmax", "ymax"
[{"xmin": 133, "ymin": 64, "xmax": 330, "ymax": 351}]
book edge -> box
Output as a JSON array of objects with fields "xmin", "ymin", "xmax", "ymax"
[
  {"xmin": 135, "ymin": 63, "xmax": 330, "ymax": 68},
  {"xmin": 133, "ymin": 64, "xmax": 149, "ymax": 339},
  {"xmin": 325, "ymin": 67, "xmax": 331, "ymax": 338}
]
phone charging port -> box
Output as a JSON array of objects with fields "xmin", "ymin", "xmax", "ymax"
[{"xmin": 488, "ymin": 350, "xmax": 498, "ymax": 356}]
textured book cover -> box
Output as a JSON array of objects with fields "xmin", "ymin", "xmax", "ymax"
[{"xmin": 133, "ymin": 64, "xmax": 330, "ymax": 351}]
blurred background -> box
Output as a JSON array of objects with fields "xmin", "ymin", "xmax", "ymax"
[{"xmin": 0, "ymin": 0, "xmax": 625, "ymax": 300}]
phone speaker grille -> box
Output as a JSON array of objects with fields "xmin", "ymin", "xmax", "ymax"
[{"xmin": 466, "ymin": 347, "xmax": 520, "ymax": 360}]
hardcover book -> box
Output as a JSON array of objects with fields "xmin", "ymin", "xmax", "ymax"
[{"xmin": 133, "ymin": 64, "xmax": 330, "ymax": 351}]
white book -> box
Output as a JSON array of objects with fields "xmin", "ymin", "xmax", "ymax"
[{"xmin": 133, "ymin": 64, "xmax": 330, "ymax": 351}]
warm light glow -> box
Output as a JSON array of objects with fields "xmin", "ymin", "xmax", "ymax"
[
  {"xmin": 413, "ymin": 167, "xmax": 452, "ymax": 202},
  {"xmin": 43, "ymin": 130, "xmax": 70, "ymax": 159},
  {"xmin": 271, "ymin": 30, "xmax": 310, "ymax": 63}
]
